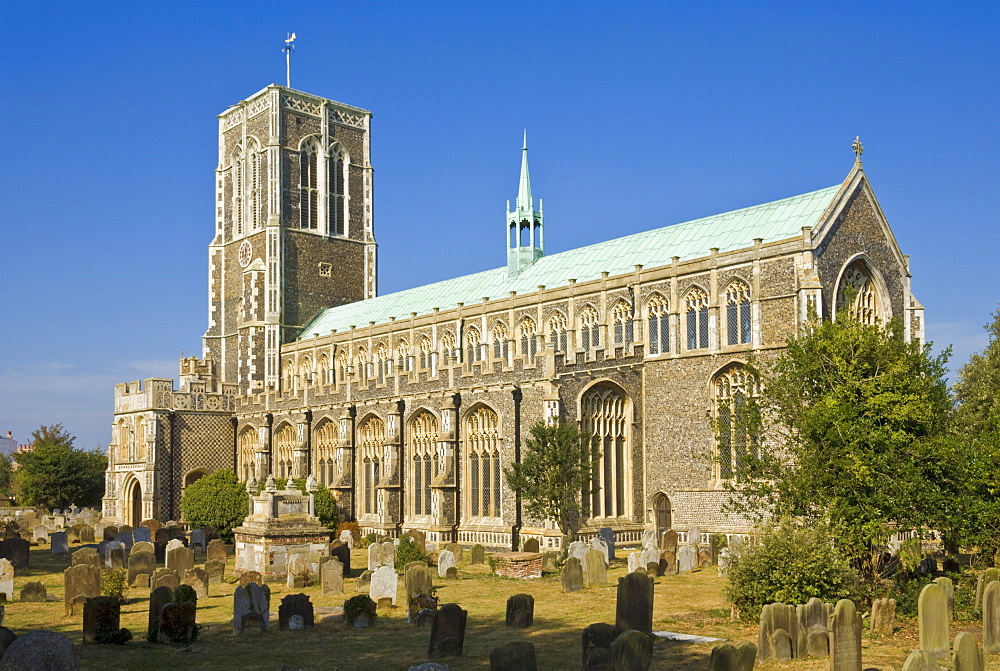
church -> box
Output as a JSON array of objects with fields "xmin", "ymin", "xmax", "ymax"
[{"xmin": 102, "ymin": 83, "xmax": 924, "ymax": 550}]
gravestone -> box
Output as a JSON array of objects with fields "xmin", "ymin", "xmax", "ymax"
[
  {"xmin": 165, "ymin": 538, "xmax": 184, "ymax": 553},
  {"xmin": 687, "ymin": 525, "xmax": 701, "ymax": 545},
  {"xmin": 368, "ymin": 543, "xmax": 380, "ymax": 571},
  {"xmin": 232, "ymin": 582, "xmax": 270, "ymax": 633},
  {"xmin": 584, "ymin": 549, "xmax": 607, "ymax": 587},
  {"xmin": 65, "ymin": 526, "xmax": 80, "ymax": 544},
  {"xmin": 772, "ymin": 629, "xmax": 793, "ymax": 662},
  {"xmin": 278, "ymin": 593, "xmax": 314, "ymax": 630},
  {"xmin": 205, "ymin": 560, "xmax": 225, "ymax": 584},
  {"xmin": 470, "ymin": 545, "xmax": 485, "ymax": 564},
  {"xmin": 286, "ymin": 553, "xmax": 313, "ymax": 588},
  {"xmin": 934, "ymin": 576, "xmax": 955, "ymax": 621},
  {"xmin": 79, "ymin": 526, "xmax": 95, "ymax": 544},
  {"xmin": 83, "ymin": 596, "xmax": 131, "ymax": 644},
  {"xmin": 977, "ymin": 568, "xmax": 1000, "ymax": 609},
  {"xmin": 320, "ymin": 557, "xmax": 344, "ymax": 595},
  {"xmin": 902, "ymin": 650, "xmax": 941, "ymax": 671},
  {"xmin": 357, "ymin": 569, "xmax": 373, "ymax": 592},
  {"xmin": 598, "ymin": 527, "xmax": 616, "ymax": 560},
  {"xmin": 183, "ymin": 568, "xmax": 209, "ymax": 598},
  {"xmin": 582, "ymin": 622, "xmax": 617, "ymax": 669},
  {"xmin": 133, "ymin": 526, "xmax": 151, "ymax": 543},
  {"xmin": 428, "ymin": 603, "xmax": 468, "ymax": 657},
  {"xmin": 615, "ymin": 572, "xmax": 654, "ymax": 635},
  {"xmin": 698, "ymin": 548, "xmax": 714, "ymax": 567},
  {"xmin": 830, "ymin": 599, "xmax": 862, "ymax": 671},
  {"xmin": 983, "ymin": 580, "xmax": 1000, "ymax": 654},
  {"xmin": 562, "ymin": 556, "xmax": 584, "ymax": 593},
  {"xmin": 72, "ymin": 547, "xmax": 101, "ymax": 569},
  {"xmin": 627, "ymin": 551, "xmax": 640, "ymax": 574},
  {"xmin": 127, "ymin": 550, "xmax": 155, "ymax": 586},
  {"xmin": 708, "ymin": 641, "xmax": 757, "ymax": 671},
  {"xmin": 953, "ymin": 631, "xmax": 984, "ymax": 671},
  {"xmin": 47, "ymin": 531, "xmax": 68, "ymax": 555},
  {"xmin": 113, "ymin": 531, "xmax": 133, "ymax": 550},
  {"xmin": 758, "ymin": 603, "xmax": 798, "ymax": 662},
  {"xmin": 0, "ymin": 630, "xmax": 79, "ymax": 669},
  {"xmin": 330, "ymin": 541, "xmax": 351, "ymax": 575},
  {"xmin": 490, "ymin": 641, "xmax": 537, "ymax": 671},
  {"xmin": 147, "ymin": 586, "xmax": 174, "ymax": 642},
  {"xmin": 521, "ymin": 538, "xmax": 540, "ymax": 554},
  {"xmin": 0, "ymin": 560, "xmax": 11, "ymax": 601},
  {"xmin": 871, "ymin": 597, "xmax": 896, "ymax": 636},
  {"xmin": 541, "ymin": 552, "xmax": 558, "ymax": 571},
  {"xmin": 380, "ymin": 541, "xmax": 395, "ymax": 567},
  {"xmin": 919, "ymin": 582, "xmax": 949, "ymax": 660},
  {"xmin": 20, "ymin": 581, "xmax": 47, "ymax": 602},
  {"xmin": 206, "ymin": 538, "xmax": 226, "ymax": 564},
  {"xmin": 32, "ymin": 526, "xmax": 48, "ymax": 544},
  {"xmin": 0, "ymin": 538, "xmax": 29, "ymax": 569},
  {"xmin": 796, "ymin": 597, "xmax": 829, "ymax": 658},
  {"xmin": 103, "ymin": 525, "xmax": 118, "ymax": 541},
  {"xmin": 445, "ymin": 567, "xmax": 458, "ymax": 580},
  {"xmin": 659, "ymin": 551, "xmax": 677, "ymax": 576},
  {"xmin": 108, "ymin": 548, "xmax": 126, "ymax": 570},
  {"xmin": 239, "ymin": 570, "xmax": 263, "ymax": 587},
  {"xmin": 166, "ymin": 546, "xmax": 194, "ymax": 576},
  {"xmin": 677, "ymin": 545, "xmax": 697, "ymax": 573},
  {"xmin": 153, "ymin": 570, "xmax": 180, "ymax": 591},
  {"xmin": 640, "ymin": 547, "xmax": 659, "ymax": 571},
  {"xmin": 63, "ymin": 564, "xmax": 101, "ymax": 616},
  {"xmin": 189, "ymin": 529, "xmax": 205, "ymax": 553},
  {"xmin": 589, "ymin": 536, "xmax": 609, "ymax": 566},
  {"xmin": 505, "ymin": 593, "xmax": 534, "ymax": 628},
  {"xmin": 444, "ymin": 543, "xmax": 463, "ymax": 564},
  {"xmin": 370, "ymin": 566, "xmax": 398, "ymax": 606},
  {"xmin": 437, "ymin": 550, "xmax": 456, "ymax": 578},
  {"xmin": 339, "ymin": 529, "xmax": 355, "ymax": 548},
  {"xmin": 158, "ymin": 602, "xmax": 197, "ymax": 644},
  {"xmin": 661, "ymin": 529, "xmax": 678, "ymax": 552},
  {"xmin": 609, "ymin": 629, "xmax": 653, "ymax": 670},
  {"xmin": 568, "ymin": 541, "xmax": 588, "ymax": 573}
]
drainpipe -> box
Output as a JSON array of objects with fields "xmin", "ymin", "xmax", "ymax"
[
  {"xmin": 396, "ymin": 398, "xmax": 406, "ymax": 536},
  {"xmin": 511, "ymin": 387, "xmax": 522, "ymax": 551},
  {"xmin": 265, "ymin": 413, "xmax": 274, "ymax": 477},
  {"xmin": 230, "ymin": 417, "xmax": 238, "ymax": 473},
  {"xmin": 451, "ymin": 392, "xmax": 461, "ymax": 544},
  {"xmin": 348, "ymin": 405, "xmax": 357, "ymax": 521},
  {"xmin": 304, "ymin": 410, "xmax": 313, "ymax": 479},
  {"xmin": 167, "ymin": 411, "xmax": 176, "ymax": 521}
]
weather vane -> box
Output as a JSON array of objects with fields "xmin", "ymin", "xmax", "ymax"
[
  {"xmin": 283, "ymin": 33, "xmax": 297, "ymax": 88},
  {"xmin": 852, "ymin": 136, "xmax": 864, "ymax": 165}
]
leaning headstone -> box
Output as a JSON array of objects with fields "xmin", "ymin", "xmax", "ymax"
[
  {"xmin": 0, "ymin": 561, "xmax": 11, "ymax": 602},
  {"xmin": 506, "ymin": 593, "xmax": 534, "ymax": 628},
  {"xmin": 206, "ymin": 539, "xmax": 226, "ymax": 564},
  {"xmin": 796, "ymin": 597, "xmax": 829, "ymax": 658},
  {"xmin": 677, "ymin": 545, "xmax": 697, "ymax": 573},
  {"xmin": 902, "ymin": 649, "xmax": 942, "ymax": 671},
  {"xmin": 919, "ymin": 582, "xmax": 949, "ymax": 660},
  {"xmin": 589, "ymin": 536, "xmax": 609, "ymax": 566},
  {"xmin": 490, "ymin": 641, "xmax": 537, "ymax": 671},
  {"xmin": 522, "ymin": 538, "xmax": 540, "ymax": 554},
  {"xmin": 758, "ymin": 603, "xmax": 798, "ymax": 662},
  {"xmin": 0, "ymin": 630, "xmax": 79, "ymax": 670},
  {"xmin": 708, "ymin": 641, "xmax": 757, "ymax": 671},
  {"xmin": 870, "ymin": 597, "xmax": 896, "ymax": 636},
  {"xmin": 166, "ymin": 546, "xmax": 194, "ymax": 576},
  {"xmin": 598, "ymin": 527, "xmax": 616, "ymax": 560},
  {"xmin": 321, "ymin": 557, "xmax": 344, "ymax": 595},
  {"xmin": 19, "ymin": 581, "xmax": 47, "ymax": 602},
  {"xmin": 615, "ymin": 572, "xmax": 653, "ymax": 635},
  {"xmin": 428, "ymin": 603, "xmax": 468, "ymax": 657},
  {"xmin": 470, "ymin": 545, "xmax": 485, "ymax": 565},
  {"xmin": 437, "ymin": 550, "xmax": 456, "ymax": 578},
  {"xmin": 63, "ymin": 564, "xmax": 101, "ymax": 616},
  {"xmin": 953, "ymin": 631, "xmax": 985, "ymax": 671},
  {"xmin": 585, "ymin": 548, "xmax": 607, "ymax": 587},
  {"xmin": 933, "ymin": 576, "xmax": 954, "ymax": 621},
  {"xmin": 983, "ymin": 580, "xmax": 1000, "ymax": 654},
  {"xmin": 562, "ymin": 557, "xmax": 584, "ymax": 593},
  {"xmin": 232, "ymin": 582, "xmax": 270, "ymax": 634},
  {"xmin": 370, "ymin": 566, "xmax": 398, "ymax": 606},
  {"xmin": 609, "ymin": 629, "xmax": 653, "ymax": 670},
  {"xmin": 830, "ymin": 599, "xmax": 862, "ymax": 671},
  {"xmin": 278, "ymin": 593, "xmax": 314, "ymax": 630}
]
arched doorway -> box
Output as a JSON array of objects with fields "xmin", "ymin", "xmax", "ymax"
[
  {"xmin": 126, "ymin": 478, "xmax": 142, "ymax": 528},
  {"xmin": 652, "ymin": 493, "xmax": 672, "ymax": 544}
]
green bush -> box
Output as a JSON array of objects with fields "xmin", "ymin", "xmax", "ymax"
[
  {"xmin": 343, "ymin": 595, "xmax": 377, "ymax": 625},
  {"xmin": 724, "ymin": 517, "xmax": 856, "ymax": 618},
  {"xmin": 179, "ymin": 469, "xmax": 248, "ymax": 542},
  {"xmin": 395, "ymin": 536, "xmax": 429, "ymax": 570},
  {"xmin": 314, "ymin": 486, "xmax": 340, "ymax": 529},
  {"xmin": 101, "ymin": 569, "xmax": 129, "ymax": 605}
]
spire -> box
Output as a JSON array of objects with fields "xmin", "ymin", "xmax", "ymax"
[
  {"xmin": 507, "ymin": 132, "xmax": 544, "ymax": 277},
  {"xmin": 516, "ymin": 130, "xmax": 532, "ymax": 212}
]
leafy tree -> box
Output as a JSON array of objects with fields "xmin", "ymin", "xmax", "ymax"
[
  {"xmin": 179, "ymin": 469, "xmax": 248, "ymax": 541},
  {"xmin": 503, "ymin": 421, "xmax": 598, "ymax": 538},
  {"xmin": 14, "ymin": 424, "xmax": 106, "ymax": 508},
  {"xmin": 954, "ymin": 307, "xmax": 1000, "ymax": 435},
  {"xmin": 0, "ymin": 454, "xmax": 13, "ymax": 498},
  {"xmin": 729, "ymin": 315, "xmax": 958, "ymax": 583}
]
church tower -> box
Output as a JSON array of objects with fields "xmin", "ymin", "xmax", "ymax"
[
  {"xmin": 203, "ymin": 85, "xmax": 376, "ymax": 392},
  {"xmin": 507, "ymin": 132, "xmax": 544, "ymax": 276}
]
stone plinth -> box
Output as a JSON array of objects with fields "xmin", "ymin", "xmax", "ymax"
[{"xmin": 493, "ymin": 552, "xmax": 542, "ymax": 579}]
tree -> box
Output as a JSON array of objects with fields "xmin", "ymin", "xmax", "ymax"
[
  {"xmin": 179, "ymin": 469, "xmax": 248, "ymax": 541},
  {"xmin": 14, "ymin": 424, "xmax": 106, "ymax": 508},
  {"xmin": 729, "ymin": 315, "xmax": 958, "ymax": 583},
  {"xmin": 503, "ymin": 421, "xmax": 597, "ymax": 538}
]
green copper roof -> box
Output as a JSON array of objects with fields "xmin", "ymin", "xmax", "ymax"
[{"xmin": 299, "ymin": 184, "xmax": 840, "ymax": 338}]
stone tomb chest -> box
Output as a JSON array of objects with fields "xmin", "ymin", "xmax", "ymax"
[{"xmin": 233, "ymin": 477, "xmax": 331, "ymax": 583}]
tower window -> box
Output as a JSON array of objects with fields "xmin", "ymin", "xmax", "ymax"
[
  {"xmin": 329, "ymin": 147, "xmax": 346, "ymax": 236},
  {"xmin": 300, "ymin": 142, "xmax": 319, "ymax": 230}
]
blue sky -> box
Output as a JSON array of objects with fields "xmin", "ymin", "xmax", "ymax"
[{"xmin": 1, "ymin": 2, "xmax": 997, "ymax": 450}]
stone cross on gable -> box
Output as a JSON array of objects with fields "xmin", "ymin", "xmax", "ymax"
[{"xmin": 852, "ymin": 136, "xmax": 864, "ymax": 164}]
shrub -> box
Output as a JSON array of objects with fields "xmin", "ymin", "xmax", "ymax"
[
  {"xmin": 343, "ymin": 595, "xmax": 377, "ymax": 626},
  {"xmin": 314, "ymin": 486, "xmax": 340, "ymax": 529},
  {"xmin": 358, "ymin": 533, "xmax": 377, "ymax": 549},
  {"xmin": 179, "ymin": 469, "xmax": 248, "ymax": 542},
  {"xmin": 101, "ymin": 569, "xmax": 129, "ymax": 605},
  {"xmin": 335, "ymin": 521, "xmax": 362, "ymax": 545},
  {"xmin": 725, "ymin": 517, "xmax": 856, "ymax": 618},
  {"xmin": 395, "ymin": 536, "xmax": 430, "ymax": 570}
]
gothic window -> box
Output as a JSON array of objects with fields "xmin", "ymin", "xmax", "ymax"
[
  {"xmin": 299, "ymin": 140, "xmax": 320, "ymax": 230},
  {"xmin": 409, "ymin": 411, "xmax": 438, "ymax": 517},
  {"xmin": 548, "ymin": 313, "xmax": 568, "ymax": 352},
  {"xmin": 238, "ymin": 428, "xmax": 257, "ymax": 482},
  {"xmin": 328, "ymin": 145, "xmax": 346, "ymax": 236},
  {"xmin": 492, "ymin": 322, "xmax": 510, "ymax": 362},
  {"xmin": 356, "ymin": 347, "xmax": 369, "ymax": 381},
  {"xmin": 465, "ymin": 326, "xmax": 483, "ymax": 363},
  {"xmin": 358, "ymin": 417, "xmax": 385, "ymax": 516},
  {"xmin": 612, "ymin": 301, "xmax": 634, "ymax": 346},
  {"xmin": 518, "ymin": 318, "xmax": 538, "ymax": 362},
  {"xmin": 319, "ymin": 354, "xmax": 332, "ymax": 385},
  {"xmin": 418, "ymin": 336, "xmax": 432, "ymax": 370},
  {"xmin": 396, "ymin": 340, "xmax": 412, "ymax": 372},
  {"xmin": 232, "ymin": 147, "xmax": 244, "ymax": 236},
  {"xmin": 336, "ymin": 350, "xmax": 349, "ymax": 383},
  {"xmin": 374, "ymin": 344, "xmax": 389, "ymax": 383},
  {"xmin": 685, "ymin": 287, "xmax": 710, "ymax": 350},
  {"xmin": 466, "ymin": 406, "xmax": 502, "ymax": 519},
  {"xmin": 282, "ymin": 359, "xmax": 294, "ymax": 392},
  {"xmin": 117, "ymin": 420, "xmax": 128, "ymax": 463},
  {"xmin": 581, "ymin": 384, "xmax": 631, "ymax": 519},
  {"xmin": 441, "ymin": 332, "xmax": 457, "ymax": 365},
  {"xmin": 135, "ymin": 416, "xmax": 146, "ymax": 462},
  {"xmin": 314, "ymin": 420, "xmax": 338, "ymax": 487},
  {"xmin": 647, "ymin": 294, "xmax": 669, "ymax": 355},
  {"xmin": 726, "ymin": 280, "xmax": 752, "ymax": 345},
  {"xmin": 273, "ymin": 424, "xmax": 296, "ymax": 480},
  {"xmin": 249, "ymin": 142, "xmax": 262, "ymax": 231},
  {"xmin": 837, "ymin": 260, "xmax": 883, "ymax": 325},
  {"xmin": 579, "ymin": 306, "xmax": 600, "ymax": 352},
  {"xmin": 714, "ymin": 365, "xmax": 760, "ymax": 480},
  {"xmin": 298, "ymin": 356, "xmax": 313, "ymax": 386}
]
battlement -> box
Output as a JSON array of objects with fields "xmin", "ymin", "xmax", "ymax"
[{"xmin": 114, "ymin": 370, "xmax": 237, "ymax": 415}]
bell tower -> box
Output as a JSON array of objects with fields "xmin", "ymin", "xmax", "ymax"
[
  {"xmin": 203, "ymin": 85, "xmax": 377, "ymax": 392},
  {"xmin": 507, "ymin": 132, "xmax": 544, "ymax": 276}
]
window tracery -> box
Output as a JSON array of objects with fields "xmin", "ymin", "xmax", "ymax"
[
  {"xmin": 314, "ymin": 420, "xmax": 338, "ymax": 486},
  {"xmin": 273, "ymin": 424, "xmax": 296, "ymax": 479},
  {"xmin": 579, "ymin": 306, "xmax": 601, "ymax": 352},
  {"xmin": 409, "ymin": 411, "xmax": 438, "ymax": 517},
  {"xmin": 518, "ymin": 318, "xmax": 538, "ymax": 362},
  {"xmin": 328, "ymin": 145, "xmax": 346, "ymax": 236},
  {"xmin": 492, "ymin": 322, "xmax": 510, "ymax": 362},
  {"xmin": 714, "ymin": 365, "xmax": 760, "ymax": 480},
  {"xmin": 548, "ymin": 313, "xmax": 568, "ymax": 352},
  {"xmin": 465, "ymin": 326, "xmax": 483, "ymax": 363},
  {"xmin": 466, "ymin": 406, "xmax": 502, "ymax": 518},
  {"xmin": 581, "ymin": 384, "xmax": 630, "ymax": 519},
  {"xmin": 647, "ymin": 295, "xmax": 669, "ymax": 355},
  {"xmin": 299, "ymin": 139, "xmax": 320, "ymax": 230},
  {"xmin": 612, "ymin": 301, "xmax": 634, "ymax": 346},
  {"xmin": 837, "ymin": 261, "xmax": 883, "ymax": 325},
  {"xmin": 725, "ymin": 280, "xmax": 752, "ymax": 345},
  {"xmin": 358, "ymin": 417, "xmax": 385, "ymax": 516},
  {"xmin": 685, "ymin": 288, "xmax": 710, "ymax": 350}
]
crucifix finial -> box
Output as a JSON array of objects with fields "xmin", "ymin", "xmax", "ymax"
[{"xmin": 852, "ymin": 136, "xmax": 864, "ymax": 165}]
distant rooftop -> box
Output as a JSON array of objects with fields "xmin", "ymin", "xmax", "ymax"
[{"xmin": 300, "ymin": 185, "xmax": 840, "ymax": 339}]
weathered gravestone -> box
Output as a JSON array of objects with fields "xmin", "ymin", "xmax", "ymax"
[
  {"xmin": 919, "ymin": 582, "xmax": 949, "ymax": 660},
  {"xmin": 233, "ymin": 582, "xmax": 271, "ymax": 633},
  {"xmin": 609, "ymin": 629, "xmax": 653, "ymax": 671},
  {"xmin": 437, "ymin": 550, "xmax": 456, "ymax": 578},
  {"xmin": 103, "ymin": 526, "xmax": 118, "ymax": 541},
  {"xmin": 152, "ymin": 568, "xmax": 180, "ymax": 591},
  {"xmin": 659, "ymin": 551, "xmax": 677, "ymax": 576},
  {"xmin": 428, "ymin": 603, "xmax": 468, "ymax": 657},
  {"xmin": 445, "ymin": 567, "xmax": 458, "ymax": 580},
  {"xmin": 0, "ymin": 630, "xmax": 79, "ymax": 670},
  {"xmin": 71, "ymin": 547, "xmax": 101, "ymax": 569},
  {"xmin": 521, "ymin": 538, "xmax": 540, "ymax": 554},
  {"xmin": 239, "ymin": 569, "xmax": 263, "ymax": 587},
  {"xmin": 410, "ymin": 592, "xmax": 438, "ymax": 627},
  {"xmin": 50, "ymin": 532, "xmax": 69, "ymax": 555},
  {"xmin": 641, "ymin": 528, "xmax": 656, "ymax": 550},
  {"xmin": 63, "ymin": 565, "xmax": 101, "ymax": 616},
  {"xmin": 758, "ymin": 603, "xmax": 798, "ymax": 662},
  {"xmin": 984, "ymin": 580, "xmax": 1000, "ymax": 654},
  {"xmin": 902, "ymin": 649, "xmax": 941, "ymax": 671},
  {"xmin": 147, "ymin": 586, "xmax": 173, "ymax": 642},
  {"xmin": 82, "ymin": 596, "xmax": 131, "ymax": 644},
  {"xmin": 687, "ymin": 525, "xmax": 701, "ymax": 545},
  {"xmin": 189, "ymin": 529, "xmax": 205, "ymax": 553},
  {"xmin": 934, "ymin": 576, "xmax": 955, "ymax": 621},
  {"xmin": 562, "ymin": 556, "xmax": 584, "ymax": 593},
  {"xmin": 830, "ymin": 599, "xmax": 862, "ymax": 671},
  {"xmin": 584, "ymin": 549, "xmax": 607, "ymax": 587},
  {"xmin": 871, "ymin": 597, "xmax": 896, "ymax": 636},
  {"xmin": 79, "ymin": 526, "xmax": 95, "ymax": 544},
  {"xmin": 183, "ymin": 568, "xmax": 209, "ymax": 598},
  {"xmin": 278, "ymin": 593, "xmax": 314, "ymax": 630},
  {"xmin": 640, "ymin": 548, "xmax": 660, "ymax": 574},
  {"xmin": 370, "ymin": 566, "xmax": 398, "ymax": 606},
  {"xmin": 616, "ymin": 572, "xmax": 653, "ymax": 635},
  {"xmin": 206, "ymin": 538, "xmax": 226, "ymax": 564},
  {"xmin": 627, "ymin": 551, "xmax": 641, "ymax": 574},
  {"xmin": 204, "ymin": 560, "xmax": 224, "ymax": 584},
  {"xmin": 0, "ymin": 539, "xmax": 28, "ymax": 569},
  {"xmin": 165, "ymin": 546, "xmax": 194, "ymax": 576},
  {"xmin": 367, "ymin": 543, "xmax": 381, "ymax": 571},
  {"xmin": 677, "ymin": 545, "xmax": 697, "ymax": 573},
  {"xmin": 108, "ymin": 548, "xmax": 126, "ymax": 570},
  {"xmin": 796, "ymin": 597, "xmax": 829, "ymax": 658},
  {"xmin": 490, "ymin": 641, "xmax": 537, "ymax": 671},
  {"xmin": 32, "ymin": 526, "xmax": 48, "ymax": 544},
  {"xmin": 568, "ymin": 541, "xmax": 589, "ymax": 574},
  {"xmin": 330, "ymin": 540, "xmax": 351, "ymax": 575},
  {"xmin": 708, "ymin": 641, "xmax": 758, "ymax": 671},
  {"xmin": 505, "ymin": 593, "xmax": 534, "ymax": 628},
  {"xmin": 598, "ymin": 527, "xmax": 616, "ymax": 560},
  {"xmin": 286, "ymin": 552, "xmax": 313, "ymax": 588},
  {"xmin": 444, "ymin": 543, "xmax": 463, "ymax": 565},
  {"xmin": 582, "ymin": 622, "xmax": 617, "ymax": 669},
  {"xmin": 470, "ymin": 545, "xmax": 485, "ymax": 565},
  {"xmin": 132, "ymin": 526, "xmax": 151, "ymax": 543},
  {"xmin": 0, "ymin": 560, "xmax": 11, "ymax": 601},
  {"xmin": 321, "ymin": 557, "xmax": 344, "ymax": 595},
  {"xmin": 159, "ymin": 602, "xmax": 197, "ymax": 644},
  {"xmin": 661, "ymin": 529, "xmax": 678, "ymax": 552},
  {"xmin": 165, "ymin": 538, "xmax": 184, "ymax": 553},
  {"xmin": 20, "ymin": 581, "xmax": 47, "ymax": 602},
  {"xmin": 127, "ymin": 551, "xmax": 155, "ymax": 587},
  {"xmin": 113, "ymin": 531, "xmax": 133, "ymax": 550},
  {"xmin": 339, "ymin": 529, "xmax": 355, "ymax": 548},
  {"xmin": 977, "ymin": 568, "xmax": 1000, "ymax": 609},
  {"xmin": 772, "ymin": 630, "xmax": 793, "ymax": 662},
  {"xmin": 954, "ymin": 631, "xmax": 985, "ymax": 671},
  {"xmin": 65, "ymin": 527, "xmax": 80, "ymax": 544},
  {"xmin": 357, "ymin": 569, "xmax": 373, "ymax": 592}
]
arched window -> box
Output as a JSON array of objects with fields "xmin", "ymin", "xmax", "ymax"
[
  {"xmin": 613, "ymin": 301, "xmax": 633, "ymax": 347},
  {"xmin": 314, "ymin": 420, "xmax": 338, "ymax": 487},
  {"xmin": 837, "ymin": 260, "xmax": 883, "ymax": 325},
  {"xmin": 579, "ymin": 306, "xmax": 600, "ymax": 353},
  {"xmin": 248, "ymin": 141, "xmax": 262, "ymax": 231},
  {"xmin": 374, "ymin": 344, "xmax": 389, "ymax": 383},
  {"xmin": 418, "ymin": 336, "xmax": 432, "ymax": 370},
  {"xmin": 465, "ymin": 326, "xmax": 483, "ymax": 363},
  {"xmin": 518, "ymin": 318, "xmax": 538, "ymax": 362},
  {"xmin": 328, "ymin": 145, "xmax": 346, "ymax": 236},
  {"xmin": 298, "ymin": 356, "xmax": 313, "ymax": 386},
  {"xmin": 397, "ymin": 340, "xmax": 412, "ymax": 373},
  {"xmin": 548, "ymin": 313, "xmax": 568, "ymax": 352},
  {"xmin": 647, "ymin": 295, "xmax": 669, "ymax": 355},
  {"xmin": 238, "ymin": 427, "xmax": 258, "ymax": 482},
  {"xmin": 299, "ymin": 139, "xmax": 320, "ymax": 230},
  {"xmin": 319, "ymin": 354, "xmax": 332, "ymax": 385},
  {"xmin": 714, "ymin": 365, "xmax": 760, "ymax": 480},
  {"xmin": 273, "ymin": 424, "xmax": 296, "ymax": 479},
  {"xmin": 466, "ymin": 406, "xmax": 502, "ymax": 519},
  {"xmin": 685, "ymin": 288, "xmax": 710, "ymax": 350},
  {"xmin": 135, "ymin": 416, "xmax": 146, "ymax": 462},
  {"xmin": 441, "ymin": 332, "xmax": 456, "ymax": 365},
  {"xmin": 117, "ymin": 420, "xmax": 129, "ymax": 463},
  {"xmin": 492, "ymin": 322, "xmax": 509, "ymax": 362},
  {"xmin": 358, "ymin": 417, "xmax": 385, "ymax": 516},
  {"xmin": 336, "ymin": 350, "xmax": 349, "ymax": 383},
  {"xmin": 231, "ymin": 147, "xmax": 244, "ymax": 236},
  {"xmin": 582, "ymin": 384, "xmax": 630, "ymax": 519},
  {"xmin": 282, "ymin": 359, "xmax": 294, "ymax": 392},
  {"xmin": 409, "ymin": 411, "xmax": 438, "ymax": 517},
  {"xmin": 726, "ymin": 280, "xmax": 752, "ymax": 345},
  {"xmin": 356, "ymin": 347, "xmax": 369, "ymax": 381}
]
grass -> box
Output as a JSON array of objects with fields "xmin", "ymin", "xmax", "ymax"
[{"xmin": 5, "ymin": 543, "xmax": 1000, "ymax": 670}]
